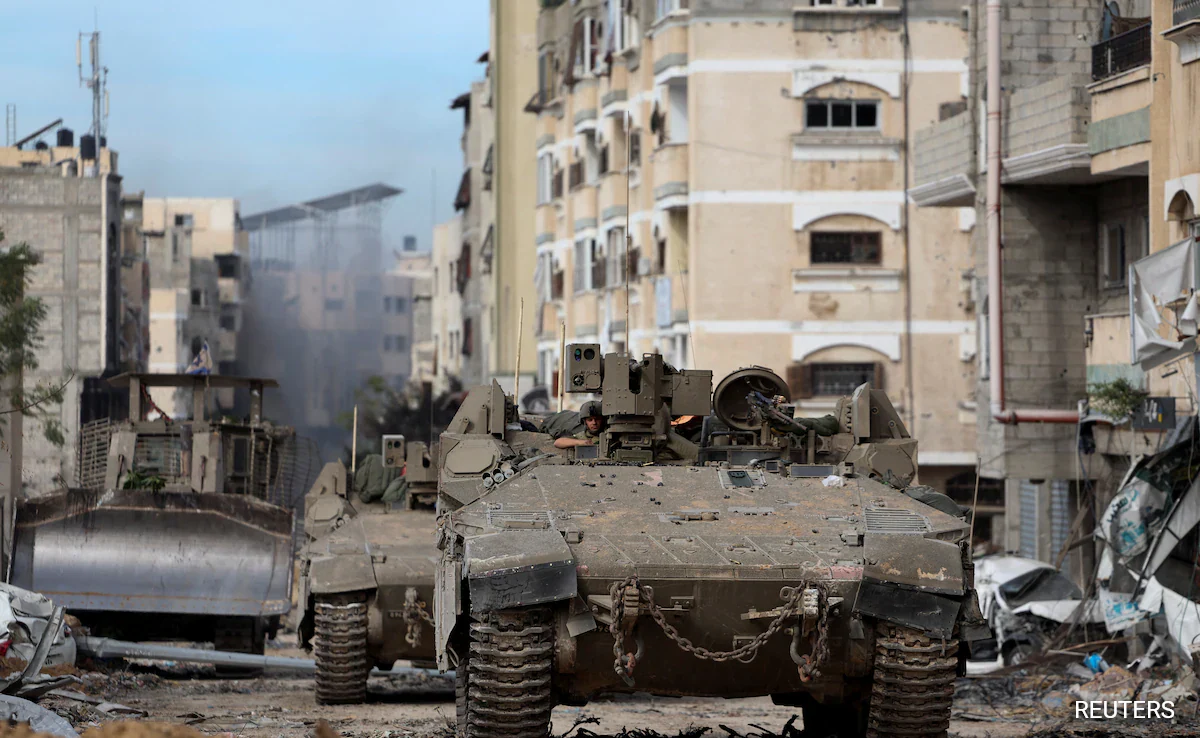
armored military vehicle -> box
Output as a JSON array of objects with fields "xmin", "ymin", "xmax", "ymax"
[
  {"xmin": 297, "ymin": 435, "xmax": 443, "ymax": 704},
  {"xmin": 433, "ymin": 346, "xmax": 988, "ymax": 738},
  {"xmin": 7, "ymin": 374, "xmax": 303, "ymax": 670}
]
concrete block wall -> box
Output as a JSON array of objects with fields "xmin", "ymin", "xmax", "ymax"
[
  {"xmin": 1005, "ymin": 74, "xmax": 1092, "ymax": 158},
  {"xmin": 914, "ymin": 112, "xmax": 974, "ymax": 185},
  {"xmin": 976, "ymin": 186, "xmax": 1098, "ymax": 480},
  {"xmin": 0, "ymin": 170, "xmax": 121, "ymax": 495}
]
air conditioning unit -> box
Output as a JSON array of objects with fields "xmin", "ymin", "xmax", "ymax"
[{"xmin": 637, "ymin": 258, "xmax": 652, "ymax": 277}]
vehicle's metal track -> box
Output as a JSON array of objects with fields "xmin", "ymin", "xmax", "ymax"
[
  {"xmin": 314, "ymin": 592, "xmax": 370, "ymax": 705},
  {"xmin": 867, "ymin": 623, "xmax": 957, "ymax": 738},
  {"xmin": 461, "ymin": 607, "xmax": 554, "ymax": 738}
]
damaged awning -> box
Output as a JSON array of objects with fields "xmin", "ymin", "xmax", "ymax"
[{"xmin": 1131, "ymin": 237, "xmax": 1200, "ymax": 371}]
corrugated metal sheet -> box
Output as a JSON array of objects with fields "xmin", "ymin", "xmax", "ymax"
[
  {"xmin": 1019, "ymin": 480, "xmax": 1039, "ymax": 560},
  {"xmin": 1051, "ymin": 479, "xmax": 1071, "ymax": 569}
]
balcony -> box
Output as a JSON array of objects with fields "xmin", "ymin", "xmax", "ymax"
[
  {"xmin": 910, "ymin": 112, "xmax": 974, "ymax": 207},
  {"xmin": 536, "ymin": 204, "xmax": 557, "ymax": 242},
  {"xmin": 1087, "ymin": 58, "xmax": 1151, "ymax": 176},
  {"xmin": 601, "ymin": 65, "xmax": 629, "ymax": 118},
  {"xmin": 571, "ymin": 184, "xmax": 597, "ymax": 231},
  {"xmin": 652, "ymin": 23, "xmax": 688, "ymax": 83},
  {"xmin": 598, "ymin": 171, "xmax": 629, "ymax": 222},
  {"xmin": 1092, "ymin": 24, "xmax": 1150, "ymax": 81},
  {"xmin": 572, "ymin": 82, "xmax": 598, "ymax": 134},
  {"xmin": 1002, "ymin": 75, "xmax": 1092, "ymax": 184},
  {"xmin": 651, "ymin": 143, "xmax": 689, "ymax": 209},
  {"xmin": 1167, "ymin": 1, "xmax": 1200, "ymax": 65},
  {"xmin": 1176, "ymin": 0, "xmax": 1200, "ymax": 25}
]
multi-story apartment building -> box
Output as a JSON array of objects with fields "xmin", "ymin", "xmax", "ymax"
[
  {"xmin": 529, "ymin": 0, "xmax": 978, "ymax": 494},
  {"xmin": 431, "ymin": 2, "xmax": 539, "ymax": 398},
  {"xmin": 118, "ymin": 192, "xmax": 150, "ymax": 375},
  {"xmin": 909, "ymin": 0, "xmax": 1193, "ymax": 569},
  {"xmin": 141, "ymin": 198, "xmax": 251, "ymax": 413},
  {"xmin": 393, "ymin": 253, "xmax": 437, "ymax": 389},
  {"xmin": 0, "ymin": 159, "xmax": 122, "ymax": 494}
]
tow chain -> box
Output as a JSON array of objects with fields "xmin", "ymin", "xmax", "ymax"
[
  {"xmin": 608, "ymin": 576, "xmax": 829, "ymax": 687},
  {"xmin": 402, "ymin": 587, "xmax": 435, "ymax": 648}
]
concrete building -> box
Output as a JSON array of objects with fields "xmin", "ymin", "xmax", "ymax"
[
  {"xmin": 432, "ymin": 214, "xmax": 466, "ymax": 388},
  {"xmin": 118, "ymin": 192, "xmax": 150, "ymax": 375},
  {"xmin": 529, "ymin": 0, "xmax": 978, "ymax": 493},
  {"xmin": 241, "ymin": 184, "xmax": 408, "ymax": 462},
  {"xmin": 489, "ymin": 0, "xmax": 540, "ymax": 398},
  {"xmin": 910, "ymin": 0, "xmax": 1171, "ymax": 568},
  {"xmin": 137, "ymin": 198, "xmax": 249, "ymax": 414},
  {"xmin": 392, "ymin": 253, "xmax": 436, "ymax": 389},
  {"xmin": 0, "ymin": 165, "xmax": 122, "ymax": 494}
]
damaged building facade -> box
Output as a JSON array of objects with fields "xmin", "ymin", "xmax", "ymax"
[{"xmin": 526, "ymin": 0, "xmax": 980, "ymax": 494}]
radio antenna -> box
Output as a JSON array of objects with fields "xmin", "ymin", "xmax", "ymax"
[{"xmin": 624, "ymin": 109, "xmax": 632, "ymax": 352}]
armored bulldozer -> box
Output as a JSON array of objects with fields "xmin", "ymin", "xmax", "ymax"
[
  {"xmin": 434, "ymin": 346, "xmax": 989, "ymax": 738},
  {"xmin": 296, "ymin": 435, "xmax": 444, "ymax": 704},
  {"xmin": 7, "ymin": 374, "xmax": 306, "ymax": 666}
]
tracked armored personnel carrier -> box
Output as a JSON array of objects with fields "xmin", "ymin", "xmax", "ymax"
[
  {"xmin": 8, "ymin": 374, "xmax": 304, "ymax": 667},
  {"xmin": 297, "ymin": 435, "xmax": 443, "ymax": 704},
  {"xmin": 434, "ymin": 346, "xmax": 988, "ymax": 738}
]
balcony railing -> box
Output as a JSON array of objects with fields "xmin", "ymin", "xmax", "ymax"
[
  {"xmin": 1176, "ymin": 0, "xmax": 1200, "ymax": 25},
  {"xmin": 1092, "ymin": 24, "xmax": 1151, "ymax": 81}
]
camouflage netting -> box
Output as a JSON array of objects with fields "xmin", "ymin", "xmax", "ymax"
[{"xmin": 353, "ymin": 454, "xmax": 409, "ymax": 504}]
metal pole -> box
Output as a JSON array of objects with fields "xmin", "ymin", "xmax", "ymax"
[
  {"xmin": 351, "ymin": 405, "xmax": 359, "ymax": 474},
  {"xmin": 986, "ymin": 0, "xmax": 1004, "ymax": 419},
  {"xmin": 514, "ymin": 300, "xmax": 524, "ymax": 407},
  {"xmin": 558, "ymin": 321, "xmax": 566, "ymax": 412}
]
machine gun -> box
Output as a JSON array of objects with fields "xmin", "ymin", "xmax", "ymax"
[{"xmin": 564, "ymin": 343, "xmax": 712, "ymax": 463}]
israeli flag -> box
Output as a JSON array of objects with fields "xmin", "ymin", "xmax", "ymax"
[{"xmin": 185, "ymin": 340, "xmax": 212, "ymax": 375}]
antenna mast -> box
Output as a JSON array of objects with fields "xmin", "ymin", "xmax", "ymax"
[{"xmin": 78, "ymin": 29, "xmax": 109, "ymax": 155}]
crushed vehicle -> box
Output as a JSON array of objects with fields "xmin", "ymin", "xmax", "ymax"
[
  {"xmin": 297, "ymin": 435, "xmax": 443, "ymax": 704},
  {"xmin": 0, "ymin": 583, "xmax": 75, "ymax": 670},
  {"xmin": 433, "ymin": 346, "xmax": 989, "ymax": 738},
  {"xmin": 969, "ymin": 554, "xmax": 1102, "ymax": 670},
  {"xmin": 7, "ymin": 374, "xmax": 306, "ymax": 674}
]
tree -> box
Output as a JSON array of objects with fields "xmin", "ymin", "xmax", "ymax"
[
  {"xmin": 0, "ymin": 231, "xmax": 68, "ymax": 447},
  {"xmin": 340, "ymin": 376, "xmax": 465, "ymax": 465}
]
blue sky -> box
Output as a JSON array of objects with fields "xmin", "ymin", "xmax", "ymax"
[{"xmin": 0, "ymin": 1, "xmax": 490, "ymax": 252}]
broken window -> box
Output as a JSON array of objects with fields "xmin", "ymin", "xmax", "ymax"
[
  {"xmin": 174, "ymin": 213, "xmax": 194, "ymax": 227},
  {"xmin": 216, "ymin": 254, "xmax": 240, "ymax": 279},
  {"xmin": 811, "ymin": 232, "xmax": 882, "ymax": 264},
  {"xmin": 805, "ymin": 99, "xmax": 880, "ymax": 130},
  {"xmin": 1103, "ymin": 223, "xmax": 1127, "ymax": 287}
]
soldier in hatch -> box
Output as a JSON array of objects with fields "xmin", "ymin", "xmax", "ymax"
[{"xmin": 554, "ymin": 400, "xmax": 606, "ymax": 449}]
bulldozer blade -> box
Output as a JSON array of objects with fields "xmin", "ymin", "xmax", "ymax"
[{"xmin": 11, "ymin": 489, "xmax": 294, "ymax": 617}]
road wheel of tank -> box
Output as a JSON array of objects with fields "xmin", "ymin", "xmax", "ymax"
[
  {"xmin": 213, "ymin": 617, "xmax": 265, "ymax": 679},
  {"xmin": 314, "ymin": 592, "xmax": 370, "ymax": 705},
  {"xmin": 866, "ymin": 623, "xmax": 957, "ymax": 738},
  {"xmin": 459, "ymin": 607, "xmax": 554, "ymax": 738}
]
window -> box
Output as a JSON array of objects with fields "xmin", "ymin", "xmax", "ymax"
[
  {"xmin": 538, "ymin": 153, "xmax": 555, "ymax": 205},
  {"xmin": 325, "ymin": 298, "xmax": 344, "ymax": 311},
  {"xmin": 395, "ymin": 335, "xmax": 408, "ymax": 352},
  {"xmin": 215, "ymin": 254, "xmax": 240, "ymax": 279},
  {"xmin": 384, "ymin": 336, "xmax": 394, "ymax": 352},
  {"xmin": 788, "ymin": 362, "xmax": 882, "ymax": 399},
  {"xmin": 805, "ymin": 100, "xmax": 880, "ymax": 130},
  {"xmin": 1103, "ymin": 223, "xmax": 1126, "ymax": 287},
  {"xmin": 191, "ymin": 289, "xmax": 203, "ymax": 307},
  {"xmin": 171, "ymin": 233, "xmax": 179, "ymax": 261},
  {"xmin": 394, "ymin": 297, "xmax": 408, "ymax": 314},
  {"xmin": 569, "ymin": 160, "xmax": 584, "ymax": 190},
  {"xmin": 599, "ymin": 144, "xmax": 610, "ymax": 175},
  {"xmin": 630, "ymin": 129, "xmax": 642, "ymax": 167},
  {"xmin": 384, "ymin": 297, "xmax": 393, "ymax": 313},
  {"xmin": 619, "ymin": 0, "xmax": 641, "ymax": 52},
  {"xmin": 574, "ymin": 239, "xmax": 593, "ymax": 293},
  {"xmin": 174, "ymin": 214, "xmax": 194, "ymax": 228},
  {"xmin": 591, "ymin": 240, "xmax": 607, "ymax": 290},
  {"xmin": 811, "ymin": 232, "xmax": 882, "ymax": 264},
  {"xmin": 656, "ymin": 233, "xmax": 667, "ymax": 274},
  {"xmin": 606, "ymin": 227, "xmax": 627, "ymax": 286},
  {"xmin": 656, "ymin": 0, "xmax": 683, "ymax": 20},
  {"xmin": 462, "ymin": 318, "xmax": 474, "ymax": 357},
  {"xmin": 575, "ymin": 17, "xmax": 603, "ymax": 77},
  {"xmin": 538, "ymin": 50, "xmax": 559, "ymax": 104},
  {"xmin": 482, "ymin": 144, "xmax": 494, "ymax": 191},
  {"xmin": 667, "ymin": 80, "xmax": 689, "ymax": 142},
  {"xmin": 220, "ymin": 314, "xmax": 236, "ymax": 331}
]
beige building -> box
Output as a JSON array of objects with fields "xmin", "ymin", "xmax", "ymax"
[
  {"xmin": 141, "ymin": 198, "xmax": 250, "ymax": 413},
  {"xmin": 430, "ymin": 1, "xmax": 539, "ymax": 398},
  {"xmin": 392, "ymin": 253, "xmax": 436, "ymax": 388},
  {"xmin": 530, "ymin": 0, "xmax": 977, "ymax": 492}
]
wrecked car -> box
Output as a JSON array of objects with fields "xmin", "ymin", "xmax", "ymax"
[{"xmin": 970, "ymin": 555, "xmax": 1101, "ymax": 669}]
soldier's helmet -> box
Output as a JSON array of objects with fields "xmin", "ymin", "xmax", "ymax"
[{"xmin": 580, "ymin": 400, "xmax": 603, "ymax": 419}]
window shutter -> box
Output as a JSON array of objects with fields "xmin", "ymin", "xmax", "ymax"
[
  {"xmin": 787, "ymin": 363, "xmax": 813, "ymax": 400},
  {"xmin": 871, "ymin": 362, "xmax": 885, "ymax": 391}
]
